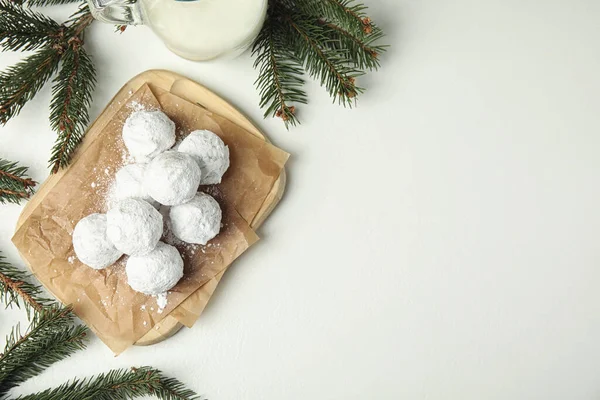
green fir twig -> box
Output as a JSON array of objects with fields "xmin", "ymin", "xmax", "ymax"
[
  {"xmin": 0, "ymin": 251, "xmax": 51, "ymax": 314},
  {"xmin": 0, "ymin": 159, "xmax": 36, "ymax": 204},
  {"xmin": 0, "ymin": 46, "xmax": 62, "ymax": 125},
  {"xmin": 0, "ymin": 0, "xmax": 61, "ymax": 51},
  {"xmin": 0, "ymin": 306, "xmax": 88, "ymax": 398},
  {"xmin": 16, "ymin": 366, "xmax": 201, "ymax": 400},
  {"xmin": 48, "ymin": 15, "xmax": 96, "ymax": 172},
  {"xmin": 286, "ymin": 10, "xmax": 363, "ymax": 106},
  {"xmin": 252, "ymin": 7, "xmax": 307, "ymax": 128},
  {"xmin": 317, "ymin": 19, "xmax": 385, "ymax": 70},
  {"xmin": 22, "ymin": 0, "xmax": 81, "ymax": 7},
  {"xmin": 0, "ymin": 1, "xmax": 96, "ymax": 173},
  {"xmin": 252, "ymin": 0, "xmax": 386, "ymax": 127}
]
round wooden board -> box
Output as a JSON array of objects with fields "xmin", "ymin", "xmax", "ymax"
[{"xmin": 15, "ymin": 70, "xmax": 286, "ymax": 346}]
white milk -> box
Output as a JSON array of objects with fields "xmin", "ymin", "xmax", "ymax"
[
  {"xmin": 142, "ymin": 0, "xmax": 267, "ymax": 60},
  {"xmin": 89, "ymin": 0, "xmax": 267, "ymax": 61}
]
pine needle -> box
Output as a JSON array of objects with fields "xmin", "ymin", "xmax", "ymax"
[
  {"xmin": 22, "ymin": 0, "xmax": 82, "ymax": 7},
  {"xmin": 0, "ymin": 0, "xmax": 61, "ymax": 52},
  {"xmin": 0, "ymin": 46, "xmax": 62, "ymax": 125},
  {"xmin": 0, "ymin": 3, "xmax": 96, "ymax": 174},
  {"xmin": 286, "ymin": 10, "xmax": 363, "ymax": 106},
  {"xmin": 252, "ymin": 7, "xmax": 307, "ymax": 128},
  {"xmin": 15, "ymin": 366, "xmax": 202, "ymax": 400},
  {"xmin": 0, "ymin": 159, "xmax": 36, "ymax": 204},
  {"xmin": 48, "ymin": 41, "xmax": 96, "ymax": 172},
  {"xmin": 0, "ymin": 305, "xmax": 88, "ymax": 398},
  {"xmin": 252, "ymin": 0, "xmax": 386, "ymax": 126},
  {"xmin": 0, "ymin": 251, "xmax": 52, "ymax": 317},
  {"xmin": 318, "ymin": 20, "xmax": 386, "ymax": 70}
]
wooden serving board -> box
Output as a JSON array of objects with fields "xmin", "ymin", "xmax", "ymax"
[{"xmin": 16, "ymin": 70, "xmax": 286, "ymax": 346}]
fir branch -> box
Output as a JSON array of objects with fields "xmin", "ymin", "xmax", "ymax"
[
  {"xmin": 0, "ymin": 160, "xmax": 35, "ymax": 189},
  {"xmin": 0, "ymin": 46, "xmax": 62, "ymax": 125},
  {"xmin": 48, "ymin": 42, "xmax": 96, "ymax": 172},
  {"xmin": 253, "ymin": 11, "xmax": 307, "ymax": 128},
  {"xmin": 16, "ymin": 366, "xmax": 201, "ymax": 400},
  {"xmin": 325, "ymin": 0, "xmax": 369, "ymax": 30},
  {"xmin": 318, "ymin": 19, "xmax": 385, "ymax": 70},
  {"xmin": 0, "ymin": 159, "xmax": 36, "ymax": 204},
  {"xmin": 47, "ymin": 5, "xmax": 96, "ymax": 172},
  {"xmin": 65, "ymin": 4, "xmax": 95, "ymax": 33},
  {"xmin": 285, "ymin": 11, "xmax": 363, "ymax": 106},
  {"xmin": 0, "ymin": 3, "xmax": 96, "ymax": 172},
  {"xmin": 0, "ymin": 0, "xmax": 61, "ymax": 52},
  {"xmin": 0, "ymin": 306, "xmax": 88, "ymax": 397},
  {"xmin": 0, "ymin": 251, "xmax": 51, "ymax": 315},
  {"xmin": 295, "ymin": 0, "xmax": 373, "ymax": 34},
  {"xmin": 0, "ymin": 189, "xmax": 28, "ymax": 204},
  {"xmin": 22, "ymin": 0, "xmax": 81, "ymax": 7}
]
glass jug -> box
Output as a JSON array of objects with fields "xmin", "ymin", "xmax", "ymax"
[{"xmin": 87, "ymin": 0, "xmax": 268, "ymax": 61}]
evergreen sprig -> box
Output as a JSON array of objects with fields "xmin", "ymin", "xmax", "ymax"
[
  {"xmin": 0, "ymin": 306, "xmax": 88, "ymax": 398},
  {"xmin": 0, "ymin": 46, "xmax": 62, "ymax": 125},
  {"xmin": 252, "ymin": 9, "xmax": 307, "ymax": 127},
  {"xmin": 252, "ymin": 0, "xmax": 386, "ymax": 127},
  {"xmin": 286, "ymin": 9, "xmax": 363, "ymax": 106},
  {"xmin": 0, "ymin": 251, "xmax": 51, "ymax": 315},
  {"xmin": 22, "ymin": 0, "xmax": 81, "ymax": 7},
  {"xmin": 16, "ymin": 366, "xmax": 201, "ymax": 400},
  {"xmin": 297, "ymin": 0, "xmax": 374, "ymax": 35},
  {"xmin": 49, "ymin": 32, "xmax": 96, "ymax": 172},
  {"xmin": 0, "ymin": 0, "xmax": 60, "ymax": 51},
  {"xmin": 0, "ymin": 159, "xmax": 36, "ymax": 204},
  {"xmin": 0, "ymin": 1, "xmax": 96, "ymax": 173}
]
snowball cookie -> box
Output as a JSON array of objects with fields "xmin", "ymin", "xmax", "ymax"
[
  {"xmin": 106, "ymin": 198, "xmax": 163, "ymax": 256},
  {"xmin": 170, "ymin": 192, "xmax": 222, "ymax": 245},
  {"xmin": 126, "ymin": 241, "xmax": 184, "ymax": 295},
  {"xmin": 178, "ymin": 130, "xmax": 230, "ymax": 185},
  {"xmin": 111, "ymin": 163, "xmax": 159, "ymax": 208},
  {"xmin": 73, "ymin": 213, "xmax": 123, "ymax": 270},
  {"xmin": 122, "ymin": 110, "xmax": 176, "ymax": 162},
  {"xmin": 144, "ymin": 151, "xmax": 202, "ymax": 206}
]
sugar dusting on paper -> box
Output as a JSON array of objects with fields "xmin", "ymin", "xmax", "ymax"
[{"xmin": 155, "ymin": 292, "xmax": 168, "ymax": 314}]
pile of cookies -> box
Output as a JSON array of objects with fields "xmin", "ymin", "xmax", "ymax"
[{"xmin": 72, "ymin": 109, "xmax": 229, "ymax": 298}]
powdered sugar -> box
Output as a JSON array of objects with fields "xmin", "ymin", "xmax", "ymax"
[
  {"xmin": 170, "ymin": 192, "xmax": 222, "ymax": 245},
  {"xmin": 106, "ymin": 198, "xmax": 163, "ymax": 256},
  {"xmin": 73, "ymin": 214, "xmax": 123, "ymax": 269},
  {"xmin": 144, "ymin": 151, "xmax": 202, "ymax": 206},
  {"xmin": 155, "ymin": 292, "xmax": 168, "ymax": 313},
  {"xmin": 109, "ymin": 163, "xmax": 159, "ymax": 208},
  {"xmin": 122, "ymin": 110, "xmax": 176, "ymax": 162},
  {"xmin": 126, "ymin": 242, "xmax": 183, "ymax": 295},
  {"xmin": 178, "ymin": 130, "xmax": 230, "ymax": 185}
]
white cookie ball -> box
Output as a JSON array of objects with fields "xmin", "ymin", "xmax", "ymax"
[
  {"xmin": 178, "ymin": 130, "xmax": 230, "ymax": 185},
  {"xmin": 122, "ymin": 110, "xmax": 176, "ymax": 162},
  {"xmin": 144, "ymin": 151, "xmax": 202, "ymax": 206},
  {"xmin": 111, "ymin": 164, "xmax": 159, "ymax": 208},
  {"xmin": 73, "ymin": 214, "xmax": 123, "ymax": 269},
  {"xmin": 170, "ymin": 192, "xmax": 222, "ymax": 245},
  {"xmin": 106, "ymin": 198, "xmax": 163, "ymax": 256},
  {"xmin": 126, "ymin": 241, "xmax": 184, "ymax": 295}
]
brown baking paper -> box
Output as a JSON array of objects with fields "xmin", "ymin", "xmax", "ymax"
[{"xmin": 12, "ymin": 84, "xmax": 288, "ymax": 354}]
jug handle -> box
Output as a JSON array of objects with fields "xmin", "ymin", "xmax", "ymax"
[{"xmin": 86, "ymin": 0, "xmax": 145, "ymax": 25}]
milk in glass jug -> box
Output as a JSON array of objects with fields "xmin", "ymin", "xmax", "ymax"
[{"xmin": 87, "ymin": 0, "xmax": 268, "ymax": 61}]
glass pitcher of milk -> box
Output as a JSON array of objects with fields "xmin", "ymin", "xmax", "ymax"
[{"xmin": 87, "ymin": 0, "xmax": 268, "ymax": 61}]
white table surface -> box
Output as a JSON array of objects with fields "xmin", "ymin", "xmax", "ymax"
[{"xmin": 2, "ymin": 1, "xmax": 600, "ymax": 399}]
